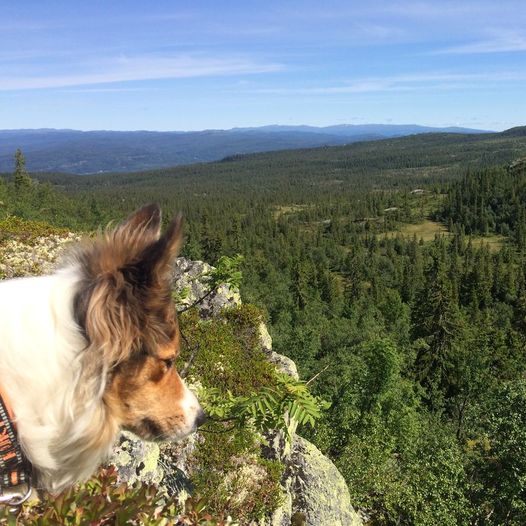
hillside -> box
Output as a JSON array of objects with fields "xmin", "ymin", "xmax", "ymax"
[
  {"xmin": 28, "ymin": 127, "xmax": 526, "ymax": 214},
  {"xmin": 2, "ymin": 134, "xmax": 526, "ymax": 524},
  {"xmin": 0, "ymin": 124, "xmax": 489, "ymax": 174}
]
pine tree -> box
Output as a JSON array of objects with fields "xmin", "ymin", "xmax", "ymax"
[
  {"xmin": 412, "ymin": 256, "xmax": 464, "ymax": 403},
  {"xmin": 14, "ymin": 148, "xmax": 32, "ymax": 191}
]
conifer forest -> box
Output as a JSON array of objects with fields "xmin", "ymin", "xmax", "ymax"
[{"xmin": 3, "ymin": 129, "xmax": 526, "ymax": 524}]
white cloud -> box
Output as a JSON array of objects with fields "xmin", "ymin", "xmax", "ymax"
[
  {"xmin": 242, "ymin": 70, "xmax": 526, "ymax": 95},
  {"xmin": 0, "ymin": 54, "xmax": 284, "ymax": 91},
  {"xmin": 431, "ymin": 33, "xmax": 526, "ymax": 54},
  {"xmin": 57, "ymin": 87, "xmax": 158, "ymax": 94}
]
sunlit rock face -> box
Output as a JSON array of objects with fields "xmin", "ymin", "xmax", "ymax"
[{"xmin": 287, "ymin": 437, "xmax": 362, "ymax": 526}]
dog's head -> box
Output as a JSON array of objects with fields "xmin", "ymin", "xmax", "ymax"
[{"xmin": 73, "ymin": 204, "xmax": 204, "ymax": 441}]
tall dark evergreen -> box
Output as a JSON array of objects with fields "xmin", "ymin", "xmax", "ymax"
[{"xmin": 13, "ymin": 148, "xmax": 32, "ymax": 191}]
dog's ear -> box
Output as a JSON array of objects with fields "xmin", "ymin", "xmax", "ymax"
[
  {"xmin": 74, "ymin": 205, "xmax": 165, "ymax": 369},
  {"xmin": 114, "ymin": 204, "xmax": 162, "ymax": 256},
  {"xmin": 139, "ymin": 214, "xmax": 184, "ymax": 285}
]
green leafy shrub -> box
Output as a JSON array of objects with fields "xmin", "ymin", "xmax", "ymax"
[
  {"xmin": 207, "ymin": 255, "xmax": 244, "ymax": 290},
  {"xmin": 201, "ymin": 371, "xmax": 325, "ymax": 438},
  {"xmin": 466, "ymin": 379, "xmax": 526, "ymax": 525}
]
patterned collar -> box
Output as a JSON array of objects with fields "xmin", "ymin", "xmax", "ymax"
[{"xmin": 0, "ymin": 387, "xmax": 32, "ymax": 509}]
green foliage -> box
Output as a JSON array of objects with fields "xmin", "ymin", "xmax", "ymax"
[
  {"xmin": 466, "ymin": 379, "xmax": 526, "ymax": 525},
  {"xmin": 314, "ymin": 339, "xmax": 470, "ymax": 525},
  {"xmin": 337, "ymin": 418, "xmax": 470, "ymax": 526},
  {"xmin": 13, "ymin": 149, "xmax": 32, "ymax": 192},
  {"xmin": 207, "ymin": 255, "xmax": 244, "ymax": 290},
  {"xmin": 171, "ymin": 286, "xmax": 190, "ymax": 304},
  {"xmin": 200, "ymin": 371, "xmax": 326, "ymax": 439}
]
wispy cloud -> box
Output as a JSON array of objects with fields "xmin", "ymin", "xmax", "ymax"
[
  {"xmin": 0, "ymin": 54, "xmax": 284, "ymax": 91},
  {"xmin": 380, "ymin": 0, "xmax": 492, "ymax": 17},
  {"xmin": 242, "ymin": 71, "xmax": 526, "ymax": 95},
  {"xmin": 431, "ymin": 32, "xmax": 526, "ymax": 54},
  {"xmin": 57, "ymin": 87, "xmax": 159, "ymax": 94}
]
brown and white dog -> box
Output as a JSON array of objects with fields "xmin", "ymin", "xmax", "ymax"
[{"xmin": 0, "ymin": 205, "xmax": 204, "ymax": 493}]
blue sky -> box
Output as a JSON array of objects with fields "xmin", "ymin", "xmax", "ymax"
[{"xmin": 1, "ymin": 0, "xmax": 525, "ymax": 131}]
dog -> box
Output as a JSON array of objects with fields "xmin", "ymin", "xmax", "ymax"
[{"xmin": 0, "ymin": 204, "xmax": 205, "ymax": 493}]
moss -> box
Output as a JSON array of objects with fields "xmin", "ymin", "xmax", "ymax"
[
  {"xmin": 192, "ymin": 427, "xmax": 283, "ymax": 522},
  {"xmin": 0, "ymin": 215, "xmax": 70, "ymax": 245},
  {"xmin": 179, "ymin": 305, "xmax": 276, "ymax": 396},
  {"xmin": 179, "ymin": 304, "xmax": 285, "ymax": 522}
]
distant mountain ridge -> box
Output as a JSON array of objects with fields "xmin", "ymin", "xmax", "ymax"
[
  {"xmin": 233, "ymin": 123, "xmax": 490, "ymax": 137},
  {"xmin": 0, "ymin": 124, "xmax": 492, "ymax": 174}
]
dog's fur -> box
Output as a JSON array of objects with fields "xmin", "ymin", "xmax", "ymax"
[{"xmin": 0, "ymin": 205, "xmax": 204, "ymax": 492}]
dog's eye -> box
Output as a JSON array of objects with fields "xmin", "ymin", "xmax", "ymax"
[{"xmin": 163, "ymin": 358, "xmax": 175, "ymax": 369}]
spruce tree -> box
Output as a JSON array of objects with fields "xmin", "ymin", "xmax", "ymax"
[
  {"xmin": 14, "ymin": 148, "xmax": 32, "ymax": 191},
  {"xmin": 412, "ymin": 255, "xmax": 464, "ymax": 404}
]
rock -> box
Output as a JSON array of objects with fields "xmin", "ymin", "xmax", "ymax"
[
  {"xmin": 111, "ymin": 431, "xmax": 164, "ymax": 487},
  {"xmin": 287, "ymin": 436, "xmax": 362, "ymax": 526},
  {"xmin": 258, "ymin": 323, "xmax": 299, "ymax": 381},
  {"xmin": 266, "ymin": 433, "xmax": 362, "ymax": 526},
  {"xmin": 157, "ymin": 431, "xmax": 202, "ymax": 498},
  {"xmin": 171, "ymin": 257, "xmax": 241, "ymax": 318}
]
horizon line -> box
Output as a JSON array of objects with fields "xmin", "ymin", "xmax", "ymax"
[{"xmin": 0, "ymin": 122, "xmax": 500, "ymax": 134}]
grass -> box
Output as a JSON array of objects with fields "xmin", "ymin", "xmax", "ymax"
[
  {"xmin": 380, "ymin": 219, "xmax": 507, "ymax": 252},
  {"xmin": 470, "ymin": 234, "xmax": 507, "ymax": 253},
  {"xmin": 380, "ymin": 220, "xmax": 450, "ymax": 242},
  {"xmin": 272, "ymin": 204, "xmax": 313, "ymax": 219}
]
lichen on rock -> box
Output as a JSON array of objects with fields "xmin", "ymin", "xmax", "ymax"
[
  {"xmin": 171, "ymin": 257, "xmax": 241, "ymax": 317},
  {"xmin": 111, "ymin": 431, "xmax": 164, "ymax": 487},
  {"xmin": 287, "ymin": 436, "xmax": 362, "ymax": 526},
  {"xmin": 0, "ymin": 232, "xmax": 80, "ymax": 278}
]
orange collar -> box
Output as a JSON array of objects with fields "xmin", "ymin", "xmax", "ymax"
[
  {"xmin": 0, "ymin": 385, "xmax": 15, "ymax": 426},
  {"xmin": 1, "ymin": 384, "xmax": 30, "ymax": 491}
]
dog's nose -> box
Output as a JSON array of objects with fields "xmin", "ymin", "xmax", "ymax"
[{"xmin": 195, "ymin": 408, "xmax": 207, "ymax": 428}]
